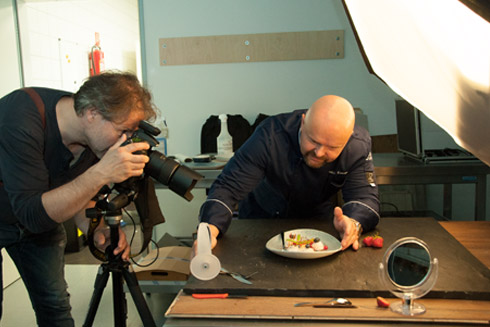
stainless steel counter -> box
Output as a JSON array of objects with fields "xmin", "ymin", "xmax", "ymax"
[
  {"xmin": 157, "ymin": 153, "xmax": 490, "ymax": 220},
  {"xmin": 373, "ymin": 153, "xmax": 489, "ymax": 220}
]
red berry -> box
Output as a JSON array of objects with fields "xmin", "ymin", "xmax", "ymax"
[
  {"xmin": 376, "ymin": 296, "xmax": 390, "ymax": 308},
  {"xmin": 372, "ymin": 237, "xmax": 384, "ymax": 248},
  {"xmin": 362, "ymin": 236, "xmax": 373, "ymax": 247},
  {"xmin": 323, "ymin": 245, "xmax": 328, "ymax": 250}
]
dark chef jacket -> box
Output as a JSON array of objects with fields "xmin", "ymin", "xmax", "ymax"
[{"xmin": 199, "ymin": 109, "xmax": 380, "ymax": 235}]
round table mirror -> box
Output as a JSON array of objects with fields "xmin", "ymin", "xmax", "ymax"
[
  {"xmin": 388, "ymin": 241, "xmax": 431, "ymax": 287},
  {"xmin": 379, "ymin": 237, "xmax": 438, "ymax": 316}
]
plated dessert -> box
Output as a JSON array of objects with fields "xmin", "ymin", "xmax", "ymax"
[
  {"xmin": 284, "ymin": 232, "xmax": 328, "ymax": 252},
  {"xmin": 266, "ymin": 228, "xmax": 342, "ymax": 259}
]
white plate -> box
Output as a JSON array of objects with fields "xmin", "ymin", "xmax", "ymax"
[{"xmin": 266, "ymin": 228, "xmax": 342, "ymax": 259}]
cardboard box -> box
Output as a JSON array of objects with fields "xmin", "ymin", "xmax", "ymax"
[{"xmin": 133, "ymin": 246, "xmax": 192, "ymax": 281}]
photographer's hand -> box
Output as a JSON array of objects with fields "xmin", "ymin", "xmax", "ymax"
[
  {"xmin": 95, "ymin": 134, "xmax": 151, "ymax": 184},
  {"xmin": 114, "ymin": 226, "xmax": 131, "ymax": 261},
  {"xmin": 41, "ymin": 135, "xmax": 149, "ymax": 225},
  {"xmin": 93, "ymin": 220, "xmax": 131, "ymax": 261}
]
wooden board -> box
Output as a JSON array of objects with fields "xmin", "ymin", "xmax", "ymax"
[
  {"xmin": 159, "ymin": 30, "xmax": 344, "ymax": 65},
  {"xmin": 166, "ymin": 292, "xmax": 490, "ymax": 324}
]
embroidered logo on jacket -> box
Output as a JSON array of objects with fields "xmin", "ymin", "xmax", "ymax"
[
  {"xmin": 365, "ymin": 171, "xmax": 376, "ymax": 187},
  {"xmin": 328, "ymin": 171, "xmax": 348, "ymax": 175}
]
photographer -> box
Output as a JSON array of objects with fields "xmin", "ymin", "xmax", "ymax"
[{"xmin": 0, "ymin": 71, "xmax": 157, "ymax": 326}]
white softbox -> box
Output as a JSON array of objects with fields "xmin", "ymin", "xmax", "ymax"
[{"xmin": 343, "ymin": 0, "xmax": 490, "ymax": 166}]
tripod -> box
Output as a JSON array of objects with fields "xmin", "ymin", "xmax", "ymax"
[{"xmin": 83, "ymin": 209, "xmax": 156, "ymax": 327}]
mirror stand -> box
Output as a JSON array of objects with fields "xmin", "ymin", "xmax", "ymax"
[
  {"xmin": 378, "ymin": 237, "xmax": 439, "ymax": 316},
  {"xmin": 390, "ymin": 293, "xmax": 429, "ymax": 316}
]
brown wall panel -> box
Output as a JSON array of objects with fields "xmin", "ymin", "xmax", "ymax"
[{"xmin": 159, "ymin": 30, "xmax": 344, "ymax": 66}]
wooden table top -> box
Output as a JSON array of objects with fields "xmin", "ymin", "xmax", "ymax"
[
  {"xmin": 439, "ymin": 221, "xmax": 490, "ymax": 270},
  {"xmin": 167, "ymin": 294, "xmax": 490, "ymax": 325}
]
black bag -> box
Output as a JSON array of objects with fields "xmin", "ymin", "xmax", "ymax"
[
  {"xmin": 200, "ymin": 114, "xmax": 252, "ymax": 154},
  {"xmin": 251, "ymin": 113, "xmax": 269, "ymax": 133}
]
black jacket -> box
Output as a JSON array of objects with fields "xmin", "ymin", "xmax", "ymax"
[{"xmin": 0, "ymin": 88, "xmax": 97, "ymax": 233}]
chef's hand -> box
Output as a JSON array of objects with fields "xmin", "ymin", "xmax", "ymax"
[
  {"xmin": 192, "ymin": 223, "xmax": 220, "ymax": 255},
  {"xmin": 208, "ymin": 224, "xmax": 220, "ymax": 249},
  {"xmin": 333, "ymin": 206, "xmax": 361, "ymax": 251}
]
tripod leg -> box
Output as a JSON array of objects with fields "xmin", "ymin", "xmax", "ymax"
[
  {"xmin": 86, "ymin": 210, "xmax": 156, "ymax": 326},
  {"xmin": 122, "ymin": 266, "xmax": 157, "ymax": 327},
  {"xmin": 83, "ymin": 264, "xmax": 110, "ymax": 327},
  {"xmin": 112, "ymin": 269, "xmax": 128, "ymax": 327}
]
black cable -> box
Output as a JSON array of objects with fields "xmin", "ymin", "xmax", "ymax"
[
  {"xmin": 131, "ymin": 240, "xmax": 159, "ymax": 268},
  {"xmin": 123, "ymin": 207, "xmax": 159, "ymax": 268},
  {"xmin": 122, "ymin": 207, "xmax": 137, "ymax": 250},
  {"xmin": 380, "ymin": 201, "xmax": 400, "ymax": 212}
]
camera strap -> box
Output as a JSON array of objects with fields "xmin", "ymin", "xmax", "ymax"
[
  {"xmin": 86, "ymin": 216, "xmax": 107, "ymax": 262},
  {"xmin": 133, "ymin": 176, "xmax": 165, "ymax": 256},
  {"xmin": 22, "ymin": 87, "xmax": 46, "ymax": 128}
]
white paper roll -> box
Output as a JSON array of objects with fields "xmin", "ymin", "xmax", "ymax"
[{"xmin": 190, "ymin": 223, "xmax": 221, "ymax": 281}]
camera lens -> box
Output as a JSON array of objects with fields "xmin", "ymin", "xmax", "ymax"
[{"xmin": 145, "ymin": 150, "xmax": 203, "ymax": 201}]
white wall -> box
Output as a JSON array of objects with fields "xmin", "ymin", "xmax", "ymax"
[
  {"xmin": 16, "ymin": 0, "xmax": 140, "ymax": 91},
  {"xmin": 141, "ymin": 0, "xmax": 399, "ymax": 157},
  {"xmin": 0, "ymin": 0, "xmax": 22, "ymax": 97}
]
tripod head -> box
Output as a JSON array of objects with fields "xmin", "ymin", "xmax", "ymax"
[{"xmin": 83, "ymin": 190, "xmax": 158, "ymax": 327}]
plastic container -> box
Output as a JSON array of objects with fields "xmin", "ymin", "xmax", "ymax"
[{"xmin": 217, "ymin": 114, "xmax": 233, "ymax": 160}]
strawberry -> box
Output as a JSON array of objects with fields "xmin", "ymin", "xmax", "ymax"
[
  {"xmin": 376, "ymin": 296, "xmax": 390, "ymax": 308},
  {"xmin": 372, "ymin": 237, "xmax": 384, "ymax": 248},
  {"xmin": 362, "ymin": 236, "xmax": 373, "ymax": 247}
]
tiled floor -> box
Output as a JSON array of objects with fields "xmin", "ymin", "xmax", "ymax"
[
  {"xmin": 2, "ymin": 264, "xmax": 175, "ymax": 326},
  {"xmin": 2, "ymin": 225, "xmax": 179, "ymax": 326}
]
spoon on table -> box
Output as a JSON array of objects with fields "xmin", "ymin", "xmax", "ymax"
[
  {"xmin": 220, "ymin": 267, "xmax": 257, "ymax": 285},
  {"xmin": 294, "ymin": 298, "xmax": 357, "ymax": 308}
]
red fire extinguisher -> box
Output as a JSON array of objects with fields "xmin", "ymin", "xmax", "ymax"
[{"xmin": 89, "ymin": 32, "xmax": 104, "ymax": 76}]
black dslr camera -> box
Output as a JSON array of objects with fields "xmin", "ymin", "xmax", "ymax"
[
  {"xmin": 86, "ymin": 120, "xmax": 202, "ymax": 261},
  {"xmin": 120, "ymin": 120, "xmax": 202, "ymax": 201}
]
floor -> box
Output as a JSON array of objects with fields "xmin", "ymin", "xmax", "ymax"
[{"xmin": 2, "ymin": 224, "xmax": 181, "ymax": 327}]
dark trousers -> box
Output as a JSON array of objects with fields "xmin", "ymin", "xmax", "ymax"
[{"xmin": 0, "ymin": 222, "xmax": 74, "ymax": 327}]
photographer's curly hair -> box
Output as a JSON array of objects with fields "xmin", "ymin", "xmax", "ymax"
[{"xmin": 73, "ymin": 71, "xmax": 157, "ymax": 123}]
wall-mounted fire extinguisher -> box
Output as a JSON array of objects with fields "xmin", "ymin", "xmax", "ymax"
[{"xmin": 89, "ymin": 32, "xmax": 104, "ymax": 76}]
